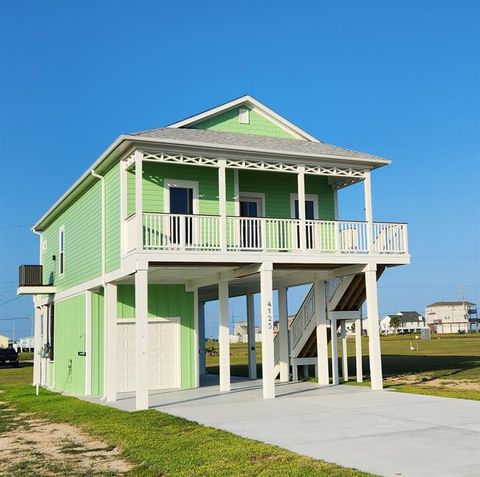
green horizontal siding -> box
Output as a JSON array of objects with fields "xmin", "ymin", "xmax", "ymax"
[
  {"xmin": 189, "ymin": 107, "xmax": 298, "ymax": 139},
  {"xmin": 54, "ymin": 294, "xmax": 86, "ymax": 395},
  {"xmin": 117, "ymin": 284, "xmax": 195, "ymax": 389}
]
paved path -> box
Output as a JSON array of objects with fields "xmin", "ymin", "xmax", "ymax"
[{"xmin": 94, "ymin": 379, "xmax": 480, "ymax": 477}]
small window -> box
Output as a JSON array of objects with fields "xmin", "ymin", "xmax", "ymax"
[
  {"xmin": 58, "ymin": 226, "xmax": 65, "ymax": 277},
  {"xmin": 239, "ymin": 108, "xmax": 249, "ymax": 124},
  {"xmin": 42, "ymin": 238, "xmax": 48, "ymax": 252}
]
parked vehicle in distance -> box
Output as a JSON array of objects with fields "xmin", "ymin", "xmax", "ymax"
[{"xmin": 0, "ymin": 347, "xmax": 19, "ymax": 367}]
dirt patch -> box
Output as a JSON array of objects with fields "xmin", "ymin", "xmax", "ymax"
[
  {"xmin": 0, "ymin": 405, "xmax": 132, "ymax": 476},
  {"xmin": 386, "ymin": 374, "xmax": 480, "ymax": 391}
]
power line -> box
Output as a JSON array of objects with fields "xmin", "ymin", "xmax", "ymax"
[
  {"xmin": 0, "ymin": 296, "xmax": 21, "ymax": 306},
  {"xmin": 0, "ymin": 317, "xmax": 31, "ymax": 321},
  {"xmin": 0, "ymin": 224, "xmax": 32, "ymax": 229}
]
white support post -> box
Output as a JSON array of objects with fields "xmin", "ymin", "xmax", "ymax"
[
  {"xmin": 355, "ymin": 316, "xmax": 363, "ymax": 383},
  {"xmin": 198, "ymin": 301, "xmax": 206, "ymax": 376},
  {"xmin": 278, "ymin": 286, "xmax": 289, "ymax": 382},
  {"xmin": 218, "ymin": 159, "xmax": 227, "ymax": 252},
  {"xmin": 135, "ymin": 150, "xmax": 144, "ymax": 251},
  {"xmin": 246, "ymin": 293, "xmax": 257, "ymax": 380},
  {"xmin": 85, "ymin": 290, "xmax": 92, "ymax": 396},
  {"xmin": 330, "ymin": 312, "xmax": 339, "ymax": 385},
  {"xmin": 315, "ymin": 280, "xmax": 329, "ymax": 385},
  {"xmin": 193, "ymin": 288, "xmax": 199, "ymax": 388},
  {"xmin": 135, "ymin": 266, "xmax": 149, "ymax": 409},
  {"xmin": 341, "ymin": 320, "xmax": 348, "ymax": 382},
  {"xmin": 364, "ymin": 170, "xmax": 374, "ymax": 253},
  {"xmin": 260, "ymin": 263, "xmax": 275, "ymax": 399},
  {"xmin": 41, "ymin": 305, "xmax": 48, "ymax": 387},
  {"xmin": 297, "ymin": 165, "xmax": 307, "ymax": 250},
  {"xmin": 365, "ymin": 265, "xmax": 383, "ymax": 390},
  {"xmin": 105, "ymin": 283, "xmax": 117, "ymax": 402},
  {"xmin": 33, "ymin": 297, "xmax": 41, "ymax": 387},
  {"xmin": 218, "ymin": 280, "xmax": 230, "ymax": 392}
]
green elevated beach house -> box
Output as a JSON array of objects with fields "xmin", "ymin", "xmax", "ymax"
[{"xmin": 18, "ymin": 96, "xmax": 409, "ymax": 409}]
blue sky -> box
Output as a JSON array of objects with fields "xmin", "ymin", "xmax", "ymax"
[{"xmin": 1, "ymin": 0, "xmax": 479, "ymax": 338}]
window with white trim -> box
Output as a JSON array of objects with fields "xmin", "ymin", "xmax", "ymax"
[
  {"xmin": 58, "ymin": 226, "xmax": 65, "ymax": 278},
  {"xmin": 239, "ymin": 108, "xmax": 250, "ymax": 124}
]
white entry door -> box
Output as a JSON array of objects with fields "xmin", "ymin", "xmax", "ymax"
[{"xmin": 116, "ymin": 319, "xmax": 180, "ymax": 393}]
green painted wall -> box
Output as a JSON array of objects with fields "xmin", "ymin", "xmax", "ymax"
[
  {"xmin": 239, "ymin": 170, "xmax": 335, "ymax": 219},
  {"xmin": 117, "ymin": 284, "xmax": 195, "ymax": 389},
  {"xmin": 127, "ymin": 163, "xmax": 235, "ymax": 216},
  {"xmin": 189, "ymin": 107, "xmax": 298, "ymax": 139},
  {"xmin": 91, "ymin": 290, "xmax": 104, "ymax": 396},
  {"xmin": 54, "ymin": 294, "xmax": 86, "ymax": 394}
]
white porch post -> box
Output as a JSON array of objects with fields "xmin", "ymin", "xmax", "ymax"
[
  {"xmin": 355, "ymin": 316, "xmax": 363, "ymax": 382},
  {"xmin": 41, "ymin": 304, "xmax": 48, "ymax": 387},
  {"xmin": 135, "ymin": 150, "xmax": 144, "ymax": 251},
  {"xmin": 135, "ymin": 265, "xmax": 149, "ymax": 409},
  {"xmin": 341, "ymin": 320, "xmax": 348, "ymax": 382},
  {"xmin": 315, "ymin": 280, "xmax": 329, "ymax": 385},
  {"xmin": 33, "ymin": 297, "xmax": 41, "ymax": 387},
  {"xmin": 260, "ymin": 263, "xmax": 275, "ymax": 399},
  {"xmin": 278, "ymin": 286, "xmax": 289, "ymax": 382},
  {"xmin": 105, "ymin": 283, "xmax": 117, "ymax": 402},
  {"xmin": 364, "ymin": 170, "xmax": 374, "ymax": 253},
  {"xmin": 218, "ymin": 280, "xmax": 230, "ymax": 392},
  {"xmin": 198, "ymin": 301, "xmax": 206, "ymax": 376},
  {"xmin": 297, "ymin": 165, "xmax": 307, "ymax": 250},
  {"xmin": 330, "ymin": 312, "xmax": 339, "ymax": 385},
  {"xmin": 246, "ymin": 293, "xmax": 257, "ymax": 380},
  {"xmin": 365, "ymin": 264, "xmax": 383, "ymax": 390},
  {"xmin": 85, "ymin": 290, "xmax": 92, "ymax": 395},
  {"xmin": 218, "ymin": 159, "xmax": 227, "ymax": 252}
]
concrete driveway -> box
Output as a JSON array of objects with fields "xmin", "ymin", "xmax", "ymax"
[{"xmin": 98, "ymin": 378, "xmax": 480, "ymax": 477}]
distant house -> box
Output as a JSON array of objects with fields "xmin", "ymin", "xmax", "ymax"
[
  {"xmin": 16, "ymin": 336, "xmax": 35, "ymax": 352},
  {"xmin": 0, "ymin": 335, "xmax": 8, "ymax": 348},
  {"xmin": 230, "ymin": 321, "xmax": 262, "ymax": 344},
  {"xmin": 425, "ymin": 301, "xmax": 477, "ymax": 333},
  {"xmin": 380, "ymin": 311, "xmax": 427, "ymax": 334}
]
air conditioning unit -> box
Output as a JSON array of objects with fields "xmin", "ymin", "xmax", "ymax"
[{"xmin": 19, "ymin": 265, "xmax": 43, "ymax": 287}]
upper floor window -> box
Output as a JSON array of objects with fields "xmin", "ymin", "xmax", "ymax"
[
  {"xmin": 239, "ymin": 108, "xmax": 250, "ymax": 124},
  {"xmin": 58, "ymin": 226, "xmax": 65, "ymax": 278}
]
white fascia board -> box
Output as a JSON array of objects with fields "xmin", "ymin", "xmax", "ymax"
[
  {"xmin": 17, "ymin": 286, "xmax": 57, "ymax": 295},
  {"xmin": 166, "ymin": 95, "xmax": 320, "ymax": 142}
]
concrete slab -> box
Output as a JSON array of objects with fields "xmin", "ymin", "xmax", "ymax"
[{"xmin": 87, "ymin": 378, "xmax": 480, "ymax": 477}]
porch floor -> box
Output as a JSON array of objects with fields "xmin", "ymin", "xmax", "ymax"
[{"xmin": 86, "ymin": 376, "xmax": 480, "ymax": 477}]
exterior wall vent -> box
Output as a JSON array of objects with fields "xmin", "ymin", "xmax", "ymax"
[
  {"xmin": 239, "ymin": 108, "xmax": 250, "ymax": 124},
  {"xmin": 19, "ymin": 265, "xmax": 43, "ymax": 287}
]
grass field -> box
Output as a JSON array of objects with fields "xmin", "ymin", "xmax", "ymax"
[{"xmin": 206, "ymin": 333, "xmax": 480, "ymax": 400}]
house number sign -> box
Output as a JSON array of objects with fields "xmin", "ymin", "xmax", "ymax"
[{"xmin": 267, "ymin": 301, "xmax": 273, "ymax": 329}]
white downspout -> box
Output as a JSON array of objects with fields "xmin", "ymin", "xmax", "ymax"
[{"xmin": 90, "ymin": 169, "xmax": 107, "ymax": 400}]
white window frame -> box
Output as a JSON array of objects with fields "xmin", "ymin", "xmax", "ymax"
[
  {"xmin": 163, "ymin": 179, "xmax": 199, "ymax": 214},
  {"xmin": 58, "ymin": 226, "xmax": 65, "ymax": 278},
  {"xmin": 239, "ymin": 192, "xmax": 266, "ymax": 217},
  {"xmin": 290, "ymin": 193, "xmax": 319, "ymax": 219},
  {"xmin": 239, "ymin": 108, "xmax": 250, "ymax": 124}
]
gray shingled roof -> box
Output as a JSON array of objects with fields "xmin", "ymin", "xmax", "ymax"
[
  {"xmin": 130, "ymin": 127, "xmax": 384, "ymax": 161},
  {"xmin": 386, "ymin": 312, "xmax": 424, "ymax": 323},
  {"xmin": 426, "ymin": 301, "xmax": 476, "ymax": 307}
]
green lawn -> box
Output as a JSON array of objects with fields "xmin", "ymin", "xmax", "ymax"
[
  {"xmin": 206, "ymin": 334, "xmax": 480, "ymax": 400},
  {"xmin": 0, "ymin": 366, "xmax": 371, "ymax": 476}
]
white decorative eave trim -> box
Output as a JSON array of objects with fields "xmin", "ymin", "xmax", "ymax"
[
  {"xmin": 17, "ymin": 286, "xmax": 57, "ymax": 295},
  {"xmin": 165, "ymin": 95, "xmax": 320, "ymax": 142}
]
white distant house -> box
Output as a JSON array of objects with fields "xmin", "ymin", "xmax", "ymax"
[
  {"xmin": 0, "ymin": 335, "xmax": 9, "ymax": 348},
  {"xmin": 380, "ymin": 311, "xmax": 427, "ymax": 334},
  {"xmin": 425, "ymin": 301, "xmax": 477, "ymax": 333},
  {"xmin": 16, "ymin": 336, "xmax": 35, "ymax": 352},
  {"xmin": 230, "ymin": 321, "xmax": 262, "ymax": 344}
]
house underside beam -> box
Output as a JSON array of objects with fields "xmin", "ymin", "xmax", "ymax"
[{"xmin": 328, "ymin": 264, "xmax": 367, "ymax": 279}]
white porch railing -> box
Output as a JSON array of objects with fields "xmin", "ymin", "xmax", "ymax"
[{"xmin": 137, "ymin": 213, "xmax": 408, "ymax": 255}]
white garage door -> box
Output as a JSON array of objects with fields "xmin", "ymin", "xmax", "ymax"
[{"xmin": 117, "ymin": 319, "xmax": 180, "ymax": 393}]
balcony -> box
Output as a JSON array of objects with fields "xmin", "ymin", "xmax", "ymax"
[{"xmin": 125, "ymin": 213, "xmax": 408, "ymax": 258}]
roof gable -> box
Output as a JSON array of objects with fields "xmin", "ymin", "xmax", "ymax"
[{"xmin": 167, "ymin": 95, "xmax": 319, "ymax": 142}]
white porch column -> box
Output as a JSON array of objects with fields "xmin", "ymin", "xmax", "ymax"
[
  {"xmin": 315, "ymin": 280, "xmax": 329, "ymax": 385},
  {"xmin": 135, "ymin": 150, "xmax": 144, "ymax": 251},
  {"xmin": 260, "ymin": 263, "xmax": 275, "ymax": 399},
  {"xmin": 198, "ymin": 301, "xmax": 206, "ymax": 376},
  {"xmin": 85, "ymin": 290, "xmax": 92, "ymax": 395},
  {"xmin": 33, "ymin": 297, "xmax": 42, "ymax": 387},
  {"xmin": 246, "ymin": 293, "xmax": 257, "ymax": 380},
  {"xmin": 364, "ymin": 170, "xmax": 374, "ymax": 253},
  {"xmin": 341, "ymin": 320, "xmax": 348, "ymax": 382},
  {"xmin": 104, "ymin": 283, "xmax": 117, "ymax": 402},
  {"xmin": 218, "ymin": 159, "xmax": 227, "ymax": 252},
  {"xmin": 330, "ymin": 312, "xmax": 339, "ymax": 385},
  {"xmin": 355, "ymin": 316, "xmax": 363, "ymax": 383},
  {"xmin": 135, "ymin": 265, "xmax": 149, "ymax": 409},
  {"xmin": 278, "ymin": 286, "xmax": 289, "ymax": 382},
  {"xmin": 297, "ymin": 165, "xmax": 307, "ymax": 250},
  {"xmin": 365, "ymin": 265, "xmax": 383, "ymax": 390},
  {"xmin": 218, "ymin": 280, "xmax": 230, "ymax": 392},
  {"xmin": 41, "ymin": 304, "xmax": 48, "ymax": 387}
]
